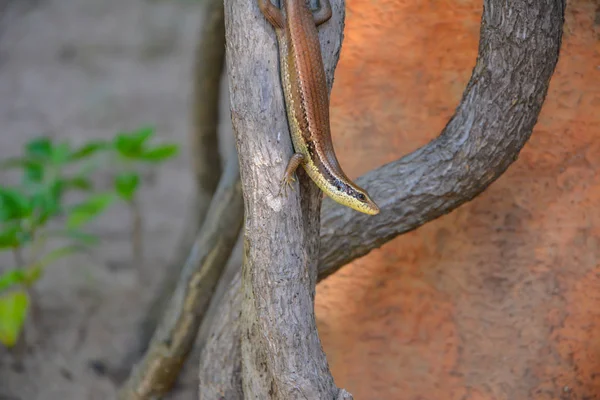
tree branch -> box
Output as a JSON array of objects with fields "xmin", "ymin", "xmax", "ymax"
[
  {"xmin": 317, "ymin": 0, "xmax": 565, "ymax": 279},
  {"xmin": 122, "ymin": 0, "xmax": 228, "ymax": 376},
  {"xmin": 189, "ymin": 0, "xmax": 226, "ymax": 193},
  {"xmin": 198, "ymin": 0, "xmax": 565, "ymax": 397},
  {"xmin": 198, "ymin": 272, "xmax": 243, "ymax": 399},
  {"xmin": 222, "ymin": 0, "xmax": 348, "ymax": 398},
  {"xmin": 118, "ymin": 151, "xmax": 243, "ymax": 399}
]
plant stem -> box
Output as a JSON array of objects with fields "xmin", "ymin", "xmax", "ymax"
[
  {"xmin": 12, "ymin": 246, "xmax": 40, "ymax": 347},
  {"xmin": 12, "ymin": 248, "xmax": 24, "ymax": 269},
  {"xmin": 130, "ymin": 198, "xmax": 143, "ymax": 273}
]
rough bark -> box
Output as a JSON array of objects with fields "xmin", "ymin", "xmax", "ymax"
[
  {"xmin": 188, "ymin": 0, "xmax": 226, "ymax": 192},
  {"xmin": 118, "ymin": 152, "xmax": 243, "ymax": 399},
  {"xmin": 221, "ymin": 0, "xmax": 348, "ymax": 399},
  {"xmin": 198, "ymin": 271, "xmax": 244, "ymax": 400},
  {"xmin": 198, "ymin": 0, "xmax": 565, "ymax": 397},
  {"xmin": 317, "ymin": 0, "xmax": 565, "ymax": 279}
]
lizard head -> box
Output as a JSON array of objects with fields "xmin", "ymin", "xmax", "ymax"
[
  {"xmin": 334, "ymin": 182, "xmax": 380, "ymax": 216},
  {"xmin": 348, "ymin": 187, "xmax": 380, "ymax": 215}
]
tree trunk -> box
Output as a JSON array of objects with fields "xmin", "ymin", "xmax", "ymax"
[
  {"xmin": 219, "ymin": 0, "xmax": 349, "ymax": 398},
  {"xmin": 199, "ymin": 0, "xmax": 565, "ymax": 397}
]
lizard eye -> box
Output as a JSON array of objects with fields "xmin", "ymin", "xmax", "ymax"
[{"xmin": 357, "ymin": 193, "xmax": 366, "ymax": 201}]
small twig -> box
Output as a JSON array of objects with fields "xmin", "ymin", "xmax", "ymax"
[
  {"xmin": 12, "ymin": 248, "xmax": 24, "ymax": 270},
  {"xmin": 28, "ymin": 232, "xmax": 47, "ymax": 263},
  {"xmin": 10, "ymin": 247, "xmax": 29, "ymax": 356},
  {"xmin": 130, "ymin": 198, "xmax": 143, "ymax": 272},
  {"xmin": 12, "ymin": 247, "xmax": 38, "ymax": 316},
  {"xmin": 10, "ymin": 246, "xmax": 40, "ymax": 351}
]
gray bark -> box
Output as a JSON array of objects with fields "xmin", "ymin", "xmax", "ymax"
[
  {"xmin": 317, "ymin": 0, "xmax": 565, "ymax": 279},
  {"xmin": 220, "ymin": 0, "xmax": 348, "ymax": 398},
  {"xmin": 198, "ymin": 273, "xmax": 244, "ymax": 400},
  {"xmin": 199, "ymin": 0, "xmax": 565, "ymax": 398}
]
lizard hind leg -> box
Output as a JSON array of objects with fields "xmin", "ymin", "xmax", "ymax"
[{"xmin": 278, "ymin": 153, "xmax": 305, "ymax": 197}]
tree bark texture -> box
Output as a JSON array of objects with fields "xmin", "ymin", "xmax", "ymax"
[
  {"xmin": 317, "ymin": 0, "xmax": 565, "ymax": 279},
  {"xmin": 199, "ymin": 0, "xmax": 564, "ymax": 398},
  {"xmin": 220, "ymin": 0, "xmax": 348, "ymax": 399},
  {"xmin": 198, "ymin": 271, "xmax": 244, "ymax": 400},
  {"xmin": 189, "ymin": 0, "xmax": 226, "ymax": 193}
]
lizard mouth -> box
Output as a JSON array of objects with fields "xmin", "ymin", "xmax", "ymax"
[
  {"xmin": 362, "ymin": 201, "xmax": 380, "ymax": 215},
  {"xmin": 360, "ymin": 192, "xmax": 380, "ymax": 215},
  {"xmin": 349, "ymin": 195, "xmax": 380, "ymax": 215}
]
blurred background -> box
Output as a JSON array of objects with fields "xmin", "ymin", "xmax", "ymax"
[{"xmin": 0, "ymin": 0, "xmax": 598, "ymax": 399}]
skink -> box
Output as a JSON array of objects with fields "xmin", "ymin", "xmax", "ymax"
[{"xmin": 258, "ymin": 0, "xmax": 380, "ymax": 215}]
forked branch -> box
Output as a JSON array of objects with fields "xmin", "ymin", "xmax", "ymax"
[{"xmin": 199, "ymin": 0, "xmax": 565, "ymax": 397}]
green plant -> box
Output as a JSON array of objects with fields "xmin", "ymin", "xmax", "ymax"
[
  {"xmin": 0, "ymin": 138, "xmax": 113, "ymax": 347},
  {"xmin": 0, "ymin": 129, "xmax": 179, "ymax": 348},
  {"xmin": 109, "ymin": 126, "xmax": 179, "ymax": 268}
]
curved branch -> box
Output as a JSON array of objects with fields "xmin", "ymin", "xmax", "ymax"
[
  {"xmin": 317, "ymin": 0, "xmax": 565, "ymax": 279},
  {"xmin": 199, "ymin": 0, "xmax": 565, "ymax": 397},
  {"xmin": 125, "ymin": 0, "xmax": 227, "ymax": 374},
  {"xmin": 118, "ymin": 152, "xmax": 243, "ymax": 399}
]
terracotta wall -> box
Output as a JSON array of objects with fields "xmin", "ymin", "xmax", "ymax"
[{"xmin": 315, "ymin": 0, "xmax": 600, "ymax": 399}]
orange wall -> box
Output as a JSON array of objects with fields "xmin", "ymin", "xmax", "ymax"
[{"xmin": 316, "ymin": 0, "xmax": 600, "ymax": 399}]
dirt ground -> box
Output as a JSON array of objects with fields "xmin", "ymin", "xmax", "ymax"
[{"xmin": 0, "ymin": 0, "xmax": 221, "ymax": 398}]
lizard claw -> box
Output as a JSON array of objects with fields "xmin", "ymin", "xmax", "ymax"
[{"xmin": 278, "ymin": 175, "xmax": 296, "ymax": 198}]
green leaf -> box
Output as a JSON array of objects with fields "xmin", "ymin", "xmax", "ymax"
[
  {"xmin": 0, "ymin": 188, "xmax": 31, "ymax": 221},
  {"xmin": 69, "ymin": 141, "xmax": 110, "ymax": 161},
  {"xmin": 24, "ymin": 266, "xmax": 43, "ymax": 286},
  {"xmin": 0, "ymin": 266, "xmax": 43, "ymax": 291},
  {"xmin": 114, "ymin": 173, "xmax": 140, "ymax": 201},
  {"xmin": 50, "ymin": 142, "xmax": 71, "ymax": 165},
  {"xmin": 0, "ymin": 270, "xmax": 27, "ymax": 293},
  {"xmin": 0, "ymin": 225, "xmax": 21, "ymax": 249},
  {"xmin": 0, "ymin": 157, "xmax": 45, "ymax": 183},
  {"xmin": 66, "ymin": 193, "xmax": 115, "ymax": 229},
  {"xmin": 24, "ymin": 162, "xmax": 44, "ymax": 183},
  {"xmin": 28, "ymin": 181, "xmax": 64, "ymax": 226},
  {"xmin": 129, "ymin": 126, "xmax": 155, "ymax": 143},
  {"xmin": 0, "ymin": 224, "xmax": 32, "ymax": 249},
  {"xmin": 0, "ymin": 290, "xmax": 29, "ymax": 348},
  {"xmin": 138, "ymin": 144, "xmax": 179, "ymax": 163},
  {"xmin": 25, "ymin": 137, "xmax": 53, "ymax": 160},
  {"xmin": 63, "ymin": 177, "xmax": 93, "ymax": 191},
  {"xmin": 113, "ymin": 136, "xmax": 140, "ymax": 158},
  {"xmin": 113, "ymin": 127, "xmax": 155, "ymax": 158},
  {"xmin": 49, "ymin": 180, "xmax": 64, "ymax": 202}
]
